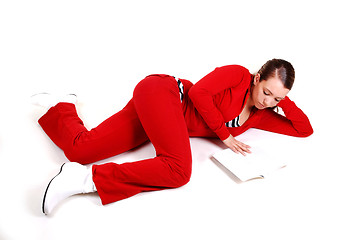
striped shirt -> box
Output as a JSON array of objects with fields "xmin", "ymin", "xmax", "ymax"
[
  {"xmin": 225, "ymin": 115, "xmax": 241, "ymax": 128},
  {"xmin": 174, "ymin": 77, "xmax": 184, "ymax": 103}
]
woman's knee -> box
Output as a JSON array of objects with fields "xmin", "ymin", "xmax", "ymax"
[
  {"xmin": 169, "ymin": 156, "xmax": 192, "ymax": 188},
  {"xmin": 175, "ymin": 171, "xmax": 192, "ymax": 188}
]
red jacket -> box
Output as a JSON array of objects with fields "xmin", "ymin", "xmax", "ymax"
[{"xmin": 181, "ymin": 65, "xmax": 313, "ymax": 140}]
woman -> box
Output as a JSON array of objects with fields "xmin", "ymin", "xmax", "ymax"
[{"xmin": 34, "ymin": 59, "xmax": 313, "ymax": 215}]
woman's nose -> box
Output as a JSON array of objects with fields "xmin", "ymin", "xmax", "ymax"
[
  {"xmin": 264, "ymin": 97, "xmax": 272, "ymax": 107},
  {"xmin": 264, "ymin": 97, "xmax": 276, "ymax": 108}
]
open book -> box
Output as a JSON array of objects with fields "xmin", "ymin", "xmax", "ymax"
[{"xmin": 211, "ymin": 147, "xmax": 287, "ymax": 182}]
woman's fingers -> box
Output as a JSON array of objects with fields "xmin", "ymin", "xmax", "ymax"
[
  {"xmin": 222, "ymin": 135, "xmax": 251, "ymax": 155},
  {"xmin": 233, "ymin": 141, "xmax": 251, "ymax": 155},
  {"xmin": 240, "ymin": 142, "xmax": 251, "ymax": 153}
]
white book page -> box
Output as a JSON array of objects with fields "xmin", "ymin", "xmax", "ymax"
[{"xmin": 212, "ymin": 147, "xmax": 286, "ymax": 181}]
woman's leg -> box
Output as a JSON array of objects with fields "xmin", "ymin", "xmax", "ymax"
[
  {"xmin": 38, "ymin": 99, "xmax": 149, "ymax": 164},
  {"xmin": 92, "ymin": 75, "xmax": 192, "ymax": 205}
]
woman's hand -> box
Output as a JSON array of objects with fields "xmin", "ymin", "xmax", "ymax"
[{"xmin": 222, "ymin": 135, "xmax": 251, "ymax": 156}]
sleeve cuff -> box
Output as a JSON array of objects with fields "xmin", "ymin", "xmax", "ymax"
[
  {"xmin": 215, "ymin": 127, "xmax": 231, "ymax": 141},
  {"xmin": 278, "ymin": 96, "xmax": 293, "ymax": 108}
]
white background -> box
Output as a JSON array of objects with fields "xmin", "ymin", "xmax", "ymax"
[{"xmin": 0, "ymin": 0, "xmax": 360, "ymax": 239}]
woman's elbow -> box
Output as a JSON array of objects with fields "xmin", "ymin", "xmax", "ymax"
[{"xmin": 298, "ymin": 126, "xmax": 314, "ymax": 138}]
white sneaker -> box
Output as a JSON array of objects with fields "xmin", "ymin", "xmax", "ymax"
[
  {"xmin": 31, "ymin": 93, "xmax": 77, "ymax": 110},
  {"xmin": 42, "ymin": 162, "xmax": 96, "ymax": 215}
]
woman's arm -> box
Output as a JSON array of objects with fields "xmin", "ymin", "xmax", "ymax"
[
  {"xmin": 188, "ymin": 65, "xmax": 251, "ymax": 140},
  {"xmin": 254, "ymin": 96, "xmax": 313, "ymax": 137}
]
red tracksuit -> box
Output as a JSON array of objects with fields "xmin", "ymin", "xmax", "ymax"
[{"xmin": 38, "ymin": 65, "xmax": 313, "ymax": 205}]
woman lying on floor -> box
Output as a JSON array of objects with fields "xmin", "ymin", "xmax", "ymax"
[{"xmin": 32, "ymin": 59, "xmax": 313, "ymax": 215}]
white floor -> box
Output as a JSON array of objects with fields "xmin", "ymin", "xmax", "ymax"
[{"xmin": 1, "ymin": 1, "xmax": 360, "ymax": 239}]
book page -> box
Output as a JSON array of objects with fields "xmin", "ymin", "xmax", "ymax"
[{"xmin": 212, "ymin": 147, "xmax": 286, "ymax": 182}]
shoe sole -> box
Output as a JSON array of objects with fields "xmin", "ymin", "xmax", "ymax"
[{"xmin": 42, "ymin": 163, "xmax": 66, "ymax": 214}]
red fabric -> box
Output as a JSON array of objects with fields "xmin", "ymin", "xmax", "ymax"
[
  {"xmin": 188, "ymin": 65, "xmax": 313, "ymax": 139},
  {"xmin": 38, "ymin": 66, "xmax": 313, "ymax": 205},
  {"xmin": 39, "ymin": 75, "xmax": 192, "ymax": 204},
  {"xmin": 38, "ymin": 101, "xmax": 149, "ymax": 164},
  {"xmin": 188, "ymin": 65, "xmax": 253, "ymax": 140}
]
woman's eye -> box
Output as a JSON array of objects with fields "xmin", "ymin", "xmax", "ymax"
[
  {"xmin": 275, "ymin": 99, "xmax": 281, "ymax": 102},
  {"xmin": 263, "ymin": 91, "xmax": 270, "ymax": 96}
]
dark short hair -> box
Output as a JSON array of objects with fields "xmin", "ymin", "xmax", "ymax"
[{"xmin": 258, "ymin": 59, "xmax": 295, "ymax": 90}]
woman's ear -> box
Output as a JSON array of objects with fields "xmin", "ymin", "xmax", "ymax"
[{"xmin": 254, "ymin": 73, "xmax": 261, "ymax": 85}]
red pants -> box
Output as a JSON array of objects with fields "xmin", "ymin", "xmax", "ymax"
[{"xmin": 39, "ymin": 75, "xmax": 192, "ymax": 205}]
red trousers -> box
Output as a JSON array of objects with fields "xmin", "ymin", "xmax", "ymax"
[{"xmin": 39, "ymin": 75, "xmax": 192, "ymax": 205}]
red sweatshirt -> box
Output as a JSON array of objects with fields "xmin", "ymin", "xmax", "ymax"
[{"xmin": 181, "ymin": 65, "xmax": 313, "ymax": 140}]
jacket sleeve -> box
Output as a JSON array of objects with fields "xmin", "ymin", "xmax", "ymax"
[
  {"xmin": 254, "ymin": 96, "xmax": 313, "ymax": 137},
  {"xmin": 188, "ymin": 65, "xmax": 251, "ymax": 140}
]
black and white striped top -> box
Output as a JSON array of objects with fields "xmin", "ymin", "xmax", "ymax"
[
  {"xmin": 174, "ymin": 77, "xmax": 184, "ymax": 103},
  {"xmin": 225, "ymin": 115, "xmax": 241, "ymax": 128}
]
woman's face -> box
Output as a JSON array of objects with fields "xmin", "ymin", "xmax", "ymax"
[{"xmin": 251, "ymin": 74, "xmax": 290, "ymax": 109}]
